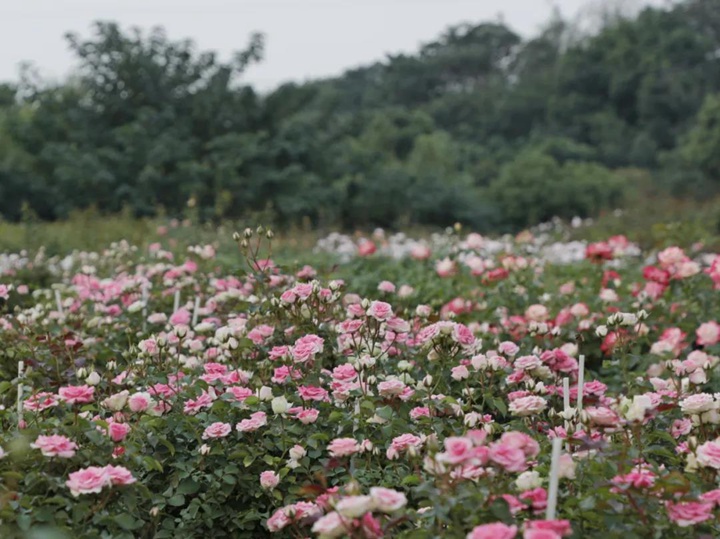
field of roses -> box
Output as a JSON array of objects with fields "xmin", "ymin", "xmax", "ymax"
[{"xmin": 2, "ymin": 224, "xmax": 720, "ymax": 538}]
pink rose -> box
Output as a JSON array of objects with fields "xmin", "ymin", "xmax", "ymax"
[
  {"xmin": 236, "ymin": 412, "xmax": 267, "ymax": 433},
  {"xmin": 267, "ymin": 508, "xmax": 291, "ymax": 532},
  {"xmin": 387, "ymin": 433, "xmax": 423, "ymax": 459},
  {"xmin": 378, "ymin": 281, "xmax": 396, "ymax": 293},
  {"xmin": 438, "ymin": 437, "xmax": 474, "ymax": 465},
  {"xmin": 451, "ymin": 365, "xmax": 470, "ymax": 381},
  {"xmin": 666, "ymin": 501, "xmax": 714, "ymax": 527},
  {"xmin": 128, "ymin": 392, "xmax": 152, "ymax": 412},
  {"xmin": 367, "ymin": 300, "xmax": 393, "ymax": 321},
  {"xmin": 104, "ymin": 465, "xmax": 136, "ymax": 486},
  {"xmin": 66, "ymin": 466, "xmax": 112, "ymax": 497},
  {"xmin": 697, "ymin": 440, "xmax": 720, "ymax": 469},
  {"xmin": 489, "ymin": 443, "xmax": 528, "ymax": 472},
  {"xmin": 291, "ymin": 334, "xmax": 324, "ymax": 363},
  {"xmin": 108, "ymin": 422, "xmax": 131, "ymax": 442},
  {"xmin": 435, "ymin": 258, "xmax": 457, "ymax": 277},
  {"xmin": 697, "ymin": 321, "xmax": 720, "ymax": 346},
  {"xmin": 525, "ymin": 304, "xmax": 549, "ymax": 322},
  {"xmin": 296, "ymin": 408, "xmax": 320, "ymax": 424},
  {"xmin": 519, "ymin": 488, "xmax": 548, "ymax": 513},
  {"xmin": 31, "ymin": 435, "xmax": 78, "ymax": 458},
  {"xmin": 499, "ymin": 341, "xmax": 520, "ymax": 356},
  {"xmin": 508, "ymin": 396, "xmax": 547, "ymax": 417},
  {"xmin": 202, "ymin": 422, "xmax": 232, "ymax": 439},
  {"xmin": 260, "ymin": 470, "xmax": 280, "ymax": 489},
  {"xmin": 467, "ymin": 523, "xmax": 518, "ymax": 539},
  {"xmin": 169, "ymin": 308, "xmax": 191, "ymax": 326},
  {"xmin": 226, "ymin": 386, "xmax": 254, "ymax": 401},
  {"xmin": 336, "ymin": 495, "xmax": 375, "ymax": 518},
  {"xmin": 377, "ymin": 380, "xmax": 406, "ymax": 397},
  {"xmin": 58, "ymin": 385, "xmax": 95, "ymax": 405},
  {"xmin": 24, "ymin": 392, "xmax": 59, "ymax": 412},
  {"xmin": 312, "ymin": 511, "xmax": 347, "ymax": 536},
  {"xmin": 357, "ymin": 241, "xmax": 376, "ymax": 257},
  {"xmin": 370, "ymin": 487, "xmax": 407, "ymax": 513},
  {"xmin": 585, "ymin": 406, "xmax": 620, "ymax": 427},
  {"xmin": 525, "ymin": 520, "xmax": 572, "ymax": 537},
  {"xmin": 411, "ymin": 244, "xmax": 431, "ymax": 260},
  {"xmin": 328, "ymin": 438, "xmax": 361, "ymax": 457},
  {"xmin": 452, "ymin": 323, "xmax": 476, "ymax": 346},
  {"xmin": 298, "ymin": 385, "xmax": 329, "ymax": 402}
]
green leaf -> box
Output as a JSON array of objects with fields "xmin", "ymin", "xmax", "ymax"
[
  {"xmin": 114, "ymin": 513, "xmax": 142, "ymax": 530},
  {"xmin": 401, "ymin": 474, "xmax": 420, "ymax": 486},
  {"xmin": 177, "ymin": 479, "xmax": 200, "ymax": 495},
  {"xmin": 167, "ymin": 494, "xmax": 186, "ymax": 507},
  {"xmin": 376, "ymin": 406, "xmax": 394, "ymax": 420}
]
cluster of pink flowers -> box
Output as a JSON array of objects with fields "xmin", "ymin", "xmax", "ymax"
[{"xmin": 65, "ymin": 465, "xmax": 135, "ymax": 497}]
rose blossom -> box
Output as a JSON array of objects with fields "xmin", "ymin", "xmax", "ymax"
[
  {"xmin": 697, "ymin": 440, "xmax": 720, "ymax": 469},
  {"xmin": 370, "ymin": 487, "xmax": 407, "ymax": 513},
  {"xmin": 525, "ymin": 519, "xmax": 572, "ymax": 536},
  {"xmin": 24, "ymin": 392, "xmax": 60, "ymax": 412},
  {"xmin": 680, "ymin": 393, "xmax": 716, "ymax": 414},
  {"xmin": 387, "ymin": 433, "xmax": 424, "ymax": 459},
  {"xmin": 666, "ymin": 501, "xmax": 714, "ymax": 527},
  {"xmin": 291, "ymin": 334, "xmax": 324, "ymax": 363},
  {"xmin": 377, "ymin": 379, "xmax": 406, "ymax": 397},
  {"xmin": 697, "ymin": 321, "xmax": 720, "ymax": 346},
  {"xmin": 327, "ymin": 438, "xmax": 361, "ymax": 457},
  {"xmin": 66, "ymin": 466, "xmax": 111, "ymax": 497},
  {"xmin": 31, "ymin": 435, "xmax": 78, "ymax": 458},
  {"xmin": 58, "ymin": 385, "xmax": 95, "ymax": 405},
  {"xmin": 236, "ymin": 412, "xmax": 267, "ymax": 433},
  {"xmin": 296, "ymin": 408, "xmax": 320, "ymax": 424},
  {"xmin": 108, "ymin": 422, "xmax": 131, "ymax": 442},
  {"xmin": 437, "ymin": 437, "xmax": 474, "ymax": 465},
  {"xmin": 202, "ymin": 422, "xmax": 232, "ymax": 439},
  {"xmin": 312, "ymin": 511, "xmax": 347, "ymax": 537},
  {"xmin": 509, "ymin": 396, "xmax": 547, "ymax": 417},
  {"xmin": 128, "ymin": 392, "xmax": 153, "ymax": 412},
  {"xmin": 260, "ymin": 471, "xmax": 280, "ymax": 489},
  {"xmin": 489, "ymin": 443, "xmax": 528, "ymax": 473},
  {"xmin": 367, "ymin": 300, "xmax": 393, "ymax": 321},
  {"xmin": 298, "ymin": 385, "xmax": 329, "ymax": 402},
  {"xmin": 467, "ymin": 523, "xmax": 518, "ymax": 539},
  {"xmin": 104, "ymin": 465, "xmax": 136, "ymax": 486},
  {"xmin": 336, "ymin": 495, "xmax": 375, "ymax": 518}
]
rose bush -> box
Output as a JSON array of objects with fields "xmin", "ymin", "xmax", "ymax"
[{"xmin": 0, "ymin": 229, "xmax": 719, "ymax": 537}]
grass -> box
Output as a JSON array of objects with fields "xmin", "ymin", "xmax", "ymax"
[{"xmin": 3, "ymin": 192, "xmax": 720, "ymax": 262}]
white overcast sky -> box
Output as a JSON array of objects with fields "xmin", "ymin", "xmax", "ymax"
[{"xmin": 0, "ymin": 0, "xmax": 669, "ymax": 91}]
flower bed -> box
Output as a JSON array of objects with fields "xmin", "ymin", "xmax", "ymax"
[{"xmin": 0, "ymin": 229, "xmax": 719, "ymax": 538}]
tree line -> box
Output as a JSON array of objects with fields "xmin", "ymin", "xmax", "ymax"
[{"xmin": 1, "ymin": 0, "xmax": 720, "ymax": 231}]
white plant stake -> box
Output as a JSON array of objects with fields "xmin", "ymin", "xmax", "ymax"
[
  {"xmin": 55, "ymin": 290, "xmax": 64, "ymax": 316},
  {"xmin": 17, "ymin": 361, "xmax": 24, "ymax": 429},
  {"xmin": 173, "ymin": 290, "xmax": 180, "ymax": 314},
  {"xmin": 563, "ymin": 377, "xmax": 571, "ymax": 440},
  {"xmin": 192, "ymin": 296, "xmax": 201, "ymax": 327},
  {"xmin": 577, "ymin": 354, "xmax": 586, "ymax": 412},
  {"xmin": 546, "ymin": 437, "xmax": 563, "ymax": 520}
]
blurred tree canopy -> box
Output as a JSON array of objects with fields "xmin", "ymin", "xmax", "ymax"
[{"xmin": 1, "ymin": 0, "xmax": 720, "ymax": 231}]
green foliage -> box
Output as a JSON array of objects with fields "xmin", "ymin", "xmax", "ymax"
[
  {"xmin": 2, "ymin": 1, "xmax": 720, "ymax": 229},
  {"xmin": 489, "ymin": 150, "xmax": 624, "ymax": 228}
]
